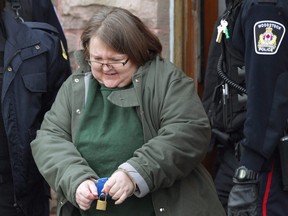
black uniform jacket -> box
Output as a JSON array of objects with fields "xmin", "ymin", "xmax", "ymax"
[
  {"xmin": 233, "ymin": 0, "xmax": 288, "ymax": 171},
  {"xmin": 1, "ymin": 10, "xmax": 70, "ymax": 215},
  {"xmin": 6, "ymin": 0, "xmax": 68, "ymax": 50}
]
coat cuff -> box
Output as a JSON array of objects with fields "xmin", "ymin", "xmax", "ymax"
[{"xmin": 118, "ymin": 163, "xmax": 150, "ymax": 198}]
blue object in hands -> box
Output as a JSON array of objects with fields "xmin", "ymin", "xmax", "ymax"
[{"xmin": 95, "ymin": 177, "xmax": 109, "ymax": 195}]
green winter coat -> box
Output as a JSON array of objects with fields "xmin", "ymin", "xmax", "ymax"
[{"xmin": 31, "ymin": 50, "xmax": 225, "ymax": 216}]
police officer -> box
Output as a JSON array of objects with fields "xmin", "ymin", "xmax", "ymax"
[
  {"xmin": 227, "ymin": 0, "xmax": 288, "ymax": 215},
  {"xmin": 0, "ymin": 1, "xmax": 71, "ymax": 215},
  {"xmin": 202, "ymin": 0, "xmax": 244, "ymax": 212}
]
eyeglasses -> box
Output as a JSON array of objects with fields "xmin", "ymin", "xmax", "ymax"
[{"xmin": 87, "ymin": 58, "xmax": 129, "ymax": 70}]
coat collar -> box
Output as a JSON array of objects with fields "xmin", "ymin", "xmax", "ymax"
[{"xmin": 74, "ymin": 49, "xmax": 91, "ymax": 74}]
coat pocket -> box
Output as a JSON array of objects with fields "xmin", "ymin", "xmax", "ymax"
[{"xmin": 22, "ymin": 72, "xmax": 47, "ymax": 92}]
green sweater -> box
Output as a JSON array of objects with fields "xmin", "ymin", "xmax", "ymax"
[{"xmin": 76, "ymin": 79, "xmax": 154, "ymax": 215}]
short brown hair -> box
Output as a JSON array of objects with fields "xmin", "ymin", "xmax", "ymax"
[{"xmin": 81, "ymin": 6, "xmax": 162, "ymax": 66}]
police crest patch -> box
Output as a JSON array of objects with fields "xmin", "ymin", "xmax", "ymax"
[{"xmin": 254, "ymin": 20, "xmax": 285, "ymax": 55}]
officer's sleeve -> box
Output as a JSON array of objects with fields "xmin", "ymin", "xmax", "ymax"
[{"xmin": 233, "ymin": 0, "xmax": 288, "ymax": 171}]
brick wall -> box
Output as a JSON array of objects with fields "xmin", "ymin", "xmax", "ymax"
[{"xmin": 55, "ymin": 0, "xmax": 170, "ymax": 69}]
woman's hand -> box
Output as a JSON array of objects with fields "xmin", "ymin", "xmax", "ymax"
[
  {"xmin": 103, "ymin": 170, "xmax": 136, "ymax": 205},
  {"xmin": 75, "ymin": 179, "xmax": 98, "ymax": 210}
]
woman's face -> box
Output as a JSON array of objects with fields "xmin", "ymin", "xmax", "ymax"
[{"xmin": 88, "ymin": 36, "xmax": 138, "ymax": 88}]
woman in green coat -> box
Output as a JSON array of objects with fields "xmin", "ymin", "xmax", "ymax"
[{"xmin": 31, "ymin": 6, "xmax": 225, "ymax": 216}]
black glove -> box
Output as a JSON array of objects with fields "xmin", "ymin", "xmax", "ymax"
[{"xmin": 227, "ymin": 179, "xmax": 259, "ymax": 216}]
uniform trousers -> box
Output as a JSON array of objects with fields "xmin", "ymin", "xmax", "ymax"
[
  {"xmin": 257, "ymin": 159, "xmax": 288, "ymax": 216},
  {"xmin": 213, "ymin": 147, "xmax": 239, "ymax": 213}
]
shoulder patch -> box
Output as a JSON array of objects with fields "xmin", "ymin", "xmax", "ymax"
[{"xmin": 254, "ymin": 20, "xmax": 285, "ymax": 55}]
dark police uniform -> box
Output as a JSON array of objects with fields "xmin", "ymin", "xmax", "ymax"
[
  {"xmin": 228, "ymin": 0, "xmax": 288, "ymax": 215},
  {"xmin": 6, "ymin": 0, "xmax": 68, "ymax": 50},
  {"xmin": 202, "ymin": 0, "xmax": 244, "ymax": 212},
  {"xmin": 0, "ymin": 10, "xmax": 70, "ymax": 216}
]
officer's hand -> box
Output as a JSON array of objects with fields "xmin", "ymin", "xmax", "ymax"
[
  {"xmin": 227, "ymin": 180, "xmax": 258, "ymax": 216},
  {"xmin": 76, "ymin": 179, "xmax": 98, "ymax": 210},
  {"xmin": 103, "ymin": 169, "xmax": 136, "ymax": 205}
]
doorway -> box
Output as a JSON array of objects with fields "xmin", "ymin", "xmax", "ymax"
[{"xmin": 173, "ymin": 0, "xmax": 219, "ymax": 95}]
